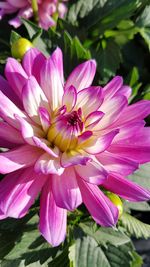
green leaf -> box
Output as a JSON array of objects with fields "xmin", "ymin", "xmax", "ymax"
[
  {"xmin": 139, "ymin": 27, "xmax": 150, "ymax": 50},
  {"xmin": 126, "ymin": 67, "xmax": 142, "ymax": 102},
  {"xmin": 69, "ymin": 236, "xmax": 110, "ymax": 267},
  {"xmin": 21, "ymin": 18, "xmax": 42, "ymax": 39},
  {"xmin": 21, "ymin": 19, "xmax": 49, "ymax": 56},
  {"xmin": 136, "ymin": 5, "xmax": 150, "ymax": 27},
  {"xmin": 124, "ymin": 201, "xmax": 150, "ymax": 211},
  {"xmin": 69, "ymin": 235, "xmax": 141, "ymax": 267},
  {"xmin": 121, "ymin": 213, "xmax": 150, "ymax": 239},
  {"xmin": 128, "ymin": 163, "xmax": 150, "ymax": 188},
  {"xmin": 10, "ymin": 31, "xmax": 21, "ymax": 46},
  {"xmin": 103, "ymin": 243, "xmax": 142, "ymax": 267},
  {"xmin": 47, "ymin": 246, "xmax": 69, "ymax": 267},
  {"xmin": 67, "ymin": 0, "xmax": 146, "ymax": 34},
  {"xmin": 79, "ymin": 223, "xmax": 130, "ymax": 246},
  {"xmin": 67, "ymin": 0, "xmax": 106, "ymax": 26},
  {"xmin": 142, "ymin": 84, "xmax": 150, "ymax": 100},
  {"xmin": 130, "ymin": 251, "xmax": 143, "ymax": 267},
  {"xmin": 92, "ymin": 39, "xmax": 122, "ymax": 82}
]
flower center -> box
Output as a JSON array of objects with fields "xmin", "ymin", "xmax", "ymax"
[{"xmin": 47, "ymin": 108, "xmax": 83, "ymax": 152}]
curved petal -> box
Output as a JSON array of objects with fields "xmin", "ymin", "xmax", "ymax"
[
  {"xmin": 113, "ymin": 100, "xmax": 150, "ymax": 127},
  {"xmin": 96, "ymin": 95, "xmax": 128, "ymax": 130},
  {"xmin": 118, "ymin": 86, "xmax": 132, "ymax": 99},
  {"xmin": 75, "ymin": 160, "xmax": 108, "ymax": 185},
  {"xmin": 65, "ymin": 60, "xmax": 96, "ymax": 92},
  {"xmin": 84, "ymin": 130, "xmax": 119, "ymax": 154},
  {"xmin": 33, "ymin": 137, "xmax": 59, "ymax": 158},
  {"xmin": 51, "ymin": 47, "xmax": 64, "ymax": 85},
  {"xmin": 39, "ymin": 179, "xmax": 67, "ymax": 247},
  {"xmin": 52, "ymin": 167, "xmax": 82, "ymax": 210},
  {"xmin": 22, "ymin": 76, "xmax": 48, "ymax": 124},
  {"xmin": 102, "ymin": 173, "xmax": 150, "ymax": 202},
  {"xmin": 38, "ymin": 107, "xmax": 51, "ymax": 132},
  {"xmin": 108, "ymin": 144, "xmax": 150, "ymax": 164},
  {"xmin": 22, "ymin": 48, "xmax": 46, "ymax": 83},
  {"xmin": 102, "ymin": 76, "xmax": 123, "ymax": 100},
  {"xmin": 15, "ymin": 114, "xmax": 43, "ymax": 145},
  {"xmin": 112, "ymin": 121, "xmax": 145, "ymax": 142},
  {"xmin": 85, "ymin": 111, "xmax": 104, "ymax": 129},
  {"xmin": 5, "ymin": 57, "xmax": 28, "ymax": 98},
  {"xmin": 0, "ymin": 145, "xmax": 43, "ymax": 174},
  {"xmin": 61, "ymin": 150, "xmax": 90, "ymax": 168},
  {"xmin": 0, "ymin": 167, "xmax": 47, "ymax": 218},
  {"xmin": 34, "ymin": 153, "xmax": 64, "ymax": 175},
  {"xmin": 77, "ymin": 177, "xmax": 118, "ymax": 226},
  {"xmin": 97, "ymin": 151, "xmax": 139, "ymax": 176},
  {"xmin": 0, "ymin": 75, "xmax": 22, "ymax": 109},
  {"xmin": 40, "ymin": 56, "xmax": 63, "ymax": 110},
  {"xmin": 76, "ymin": 86, "xmax": 102, "ymax": 117},
  {"xmin": 0, "ymin": 121, "xmax": 24, "ymax": 148},
  {"xmin": 7, "ymin": 0, "xmax": 27, "ymax": 8},
  {"xmin": 62, "ymin": 85, "xmax": 77, "ymax": 112},
  {"xmin": 0, "ymin": 90, "xmax": 27, "ymax": 129}
]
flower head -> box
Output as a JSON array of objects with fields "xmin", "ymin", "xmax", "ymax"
[
  {"xmin": 0, "ymin": 47, "xmax": 150, "ymax": 246},
  {"xmin": 0, "ymin": 0, "xmax": 68, "ymax": 29}
]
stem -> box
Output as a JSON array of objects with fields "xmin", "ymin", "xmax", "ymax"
[{"xmin": 31, "ymin": 0, "xmax": 39, "ymax": 23}]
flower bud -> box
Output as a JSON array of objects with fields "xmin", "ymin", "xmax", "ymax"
[
  {"xmin": 11, "ymin": 38, "xmax": 33, "ymax": 60},
  {"xmin": 106, "ymin": 192, "xmax": 123, "ymax": 218}
]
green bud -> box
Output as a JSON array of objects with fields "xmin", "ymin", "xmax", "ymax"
[{"xmin": 11, "ymin": 38, "xmax": 33, "ymax": 60}]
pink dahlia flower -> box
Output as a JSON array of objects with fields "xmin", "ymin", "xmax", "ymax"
[
  {"xmin": 0, "ymin": 47, "xmax": 150, "ymax": 246},
  {"xmin": 0, "ymin": 0, "xmax": 67, "ymax": 29}
]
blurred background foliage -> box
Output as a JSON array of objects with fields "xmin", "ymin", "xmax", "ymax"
[{"xmin": 1, "ymin": 0, "xmax": 150, "ymax": 266}]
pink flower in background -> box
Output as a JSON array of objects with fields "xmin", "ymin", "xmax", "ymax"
[
  {"xmin": 0, "ymin": 0, "xmax": 68, "ymax": 29},
  {"xmin": 0, "ymin": 47, "xmax": 150, "ymax": 246}
]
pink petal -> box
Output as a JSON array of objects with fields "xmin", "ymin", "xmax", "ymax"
[
  {"xmin": 0, "ymin": 91, "xmax": 27, "ymax": 129},
  {"xmin": 76, "ymin": 86, "xmax": 103, "ymax": 116},
  {"xmin": 113, "ymin": 100, "xmax": 150, "ymax": 127},
  {"xmin": 38, "ymin": 107, "xmax": 51, "ymax": 132},
  {"xmin": 102, "ymin": 173, "xmax": 150, "ymax": 201},
  {"xmin": 52, "ymin": 167, "xmax": 82, "ymax": 210},
  {"xmin": 51, "ymin": 47, "xmax": 64, "ymax": 85},
  {"xmin": 75, "ymin": 160, "xmax": 108, "ymax": 184},
  {"xmin": 62, "ymin": 85, "xmax": 77, "ymax": 112},
  {"xmin": 22, "ymin": 48, "xmax": 46, "ymax": 83},
  {"xmin": 102, "ymin": 76, "xmax": 123, "ymax": 100},
  {"xmin": 22, "ymin": 76, "xmax": 48, "ymax": 124},
  {"xmin": 65, "ymin": 60, "xmax": 96, "ymax": 92},
  {"xmin": 119, "ymin": 85, "xmax": 132, "ymax": 99},
  {"xmin": 0, "ymin": 121, "xmax": 24, "ymax": 148},
  {"xmin": 0, "ymin": 145, "xmax": 43, "ymax": 174},
  {"xmin": 97, "ymin": 151, "xmax": 139, "ymax": 176},
  {"xmin": 114, "ymin": 126, "xmax": 150, "ymax": 147},
  {"xmin": 9, "ymin": 16, "xmax": 22, "ymax": 28},
  {"xmin": 77, "ymin": 177, "xmax": 118, "ymax": 226},
  {"xmin": 15, "ymin": 114, "xmax": 43, "ymax": 145},
  {"xmin": 39, "ymin": 179, "xmax": 67, "ymax": 246},
  {"xmin": 78, "ymin": 131, "xmax": 93, "ymax": 145},
  {"xmin": 61, "ymin": 150, "xmax": 90, "ymax": 167},
  {"xmin": 0, "ymin": 75, "xmax": 22, "ymax": 109},
  {"xmin": 34, "ymin": 153, "xmax": 64, "ymax": 175},
  {"xmin": 112, "ymin": 121, "xmax": 145, "ymax": 142},
  {"xmin": 33, "ymin": 136, "xmax": 59, "ymax": 158},
  {"xmin": 0, "ymin": 167, "xmax": 47, "ymax": 218},
  {"xmin": 85, "ymin": 111, "xmax": 104, "ymax": 129},
  {"xmin": 84, "ymin": 130, "xmax": 119, "ymax": 154},
  {"xmin": 108, "ymin": 144, "xmax": 150, "ymax": 164},
  {"xmin": 7, "ymin": 0, "xmax": 27, "ymax": 8},
  {"xmin": 40, "ymin": 56, "xmax": 63, "ymax": 110},
  {"xmin": 96, "ymin": 95, "xmax": 127, "ymax": 130},
  {"xmin": 5, "ymin": 57, "xmax": 28, "ymax": 98}
]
